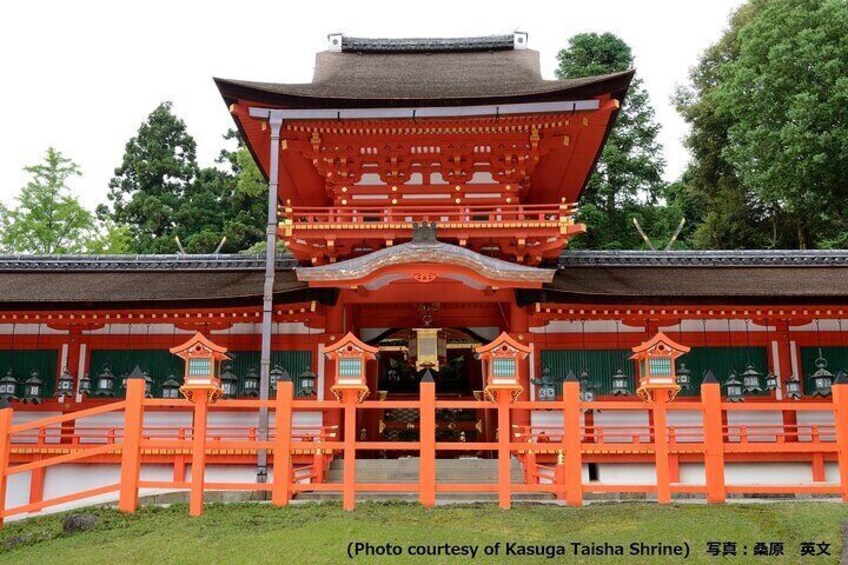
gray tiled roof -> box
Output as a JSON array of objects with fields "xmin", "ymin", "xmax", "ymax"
[
  {"xmin": 558, "ymin": 250, "xmax": 848, "ymax": 267},
  {"xmin": 340, "ymin": 35, "xmax": 516, "ymax": 53},
  {"xmin": 0, "ymin": 254, "xmax": 297, "ymax": 272}
]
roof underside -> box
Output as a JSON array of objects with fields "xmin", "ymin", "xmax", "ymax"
[{"xmin": 0, "ymin": 252, "xmax": 847, "ymax": 309}]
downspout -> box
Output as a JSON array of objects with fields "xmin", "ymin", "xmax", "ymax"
[{"xmin": 257, "ymin": 114, "xmax": 284, "ymax": 482}]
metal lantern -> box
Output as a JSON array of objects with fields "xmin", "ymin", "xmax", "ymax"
[
  {"xmin": 530, "ymin": 366, "xmax": 559, "ymax": 401},
  {"xmin": 610, "ymin": 369, "xmax": 630, "ymax": 396},
  {"xmin": 22, "ymin": 370, "xmax": 43, "ymax": 404},
  {"xmin": 142, "ymin": 369, "xmax": 155, "ymax": 398},
  {"xmin": 764, "ymin": 372, "xmax": 778, "ymax": 392},
  {"xmin": 675, "ymin": 363, "xmax": 692, "ymax": 392},
  {"xmin": 221, "ymin": 363, "xmax": 239, "ymax": 399},
  {"xmin": 296, "ymin": 364, "xmax": 318, "ymax": 397},
  {"xmin": 724, "ymin": 371, "xmax": 744, "ymax": 402},
  {"xmin": 94, "ymin": 365, "xmax": 115, "ymax": 397},
  {"xmin": 785, "ymin": 374, "xmax": 803, "ymax": 400},
  {"xmin": 809, "ymin": 358, "xmax": 834, "ymax": 397},
  {"xmin": 0, "ymin": 369, "xmax": 18, "ymax": 401},
  {"xmin": 270, "ymin": 364, "xmax": 287, "ymax": 398},
  {"xmin": 78, "ymin": 372, "xmax": 91, "ymax": 396},
  {"xmin": 55, "ymin": 367, "xmax": 75, "ymax": 397},
  {"xmin": 579, "ymin": 370, "xmax": 595, "ymax": 402},
  {"xmin": 241, "ymin": 367, "xmax": 260, "ymax": 398},
  {"xmin": 161, "ymin": 375, "xmax": 181, "ymax": 399},
  {"xmin": 741, "ymin": 363, "xmax": 763, "ymax": 394}
]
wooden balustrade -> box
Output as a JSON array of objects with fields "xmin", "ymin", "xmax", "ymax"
[{"xmin": 1, "ymin": 378, "xmax": 848, "ymax": 521}]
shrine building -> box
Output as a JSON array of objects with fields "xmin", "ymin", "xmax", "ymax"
[{"xmin": 3, "ymin": 34, "xmax": 848, "ymax": 515}]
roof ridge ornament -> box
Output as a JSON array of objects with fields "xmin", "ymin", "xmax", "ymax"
[{"xmin": 412, "ymin": 221, "xmax": 438, "ymax": 244}]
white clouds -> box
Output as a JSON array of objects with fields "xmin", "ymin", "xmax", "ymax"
[{"xmin": 0, "ymin": 0, "xmax": 743, "ymax": 209}]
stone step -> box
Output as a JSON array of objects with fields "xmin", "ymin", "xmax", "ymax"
[
  {"xmin": 293, "ymin": 492, "xmax": 556, "ymax": 502},
  {"xmin": 324, "ymin": 457, "xmax": 524, "ymax": 484}
]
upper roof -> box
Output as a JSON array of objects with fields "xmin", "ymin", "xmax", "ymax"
[{"xmin": 214, "ymin": 33, "xmax": 634, "ymax": 106}]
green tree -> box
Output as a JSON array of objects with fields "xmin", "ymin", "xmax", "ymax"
[
  {"xmin": 556, "ymin": 32, "xmax": 673, "ymax": 249},
  {"xmin": 674, "ymin": 0, "xmax": 848, "ymax": 249},
  {"xmin": 1, "ymin": 148, "xmax": 116, "ymax": 254},
  {"xmin": 99, "ymin": 101, "xmax": 199, "ymax": 253}
]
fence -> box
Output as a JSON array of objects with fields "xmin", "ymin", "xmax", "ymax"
[{"xmin": 2, "ymin": 376, "xmax": 848, "ymax": 525}]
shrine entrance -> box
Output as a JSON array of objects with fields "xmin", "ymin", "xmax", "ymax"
[{"xmin": 370, "ymin": 328, "xmax": 492, "ymax": 456}]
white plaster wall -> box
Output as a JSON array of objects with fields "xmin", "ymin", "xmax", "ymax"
[
  {"xmin": 726, "ymin": 410, "xmax": 783, "ymax": 442},
  {"xmin": 10, "ymin": 411, "xmax": 62, "ymax": 444},
  {"xmin": 825, "ymin": 463, "xmax": 839, "ymax": 483},
  {"xmin": 724, "ymin": 463, "xmax": 812, "ymax": 485},
  {"xmin": 592, "ymin": 410, "xmax": 649, "ymax": 443},
  {"xmin": 679, "ymin": 463, "xmax": 706, "ymax": 485},
  {"xmin": 530, "ymin": 410, "xmax": 586, "ymax": 439},
  {"xmin": 667, "ymin": 410, "xmax": 704, "ymax": 443},
  {"xmin": 5, "ymin": 471, "xmax": 32, "ymax": 510},
  {"xmin": 597, "ymin": 464, "xmax": 656, "ymax": 485},
  {"xmin": 188, "ymin": 465, "xmax": 257, "ymax": 483}
]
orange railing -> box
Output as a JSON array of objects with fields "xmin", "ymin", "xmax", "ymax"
[
  {"xmin": 282, "ymin": 203, "xmax": 572, "ymax": 226},
  {"xmin": 2, "ymin": 377, "xmax": 848, "ymax": 523}
]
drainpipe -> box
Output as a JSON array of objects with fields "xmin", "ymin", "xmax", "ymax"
[{"xmin": 257, "ymin": 114, "xmax": 284, "ymax": 482}]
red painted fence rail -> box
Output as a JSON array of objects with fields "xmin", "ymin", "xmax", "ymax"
[{"xmin": 2, "ymin": 377, "xmax": 848, "ymax": 523}]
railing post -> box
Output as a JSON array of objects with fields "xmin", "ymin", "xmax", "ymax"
[
  {"xmin": 189, "ymin": 389, "xmax": 212, "ymax": 517},
  {"xmin": 341, "ymin": 390, "xmax": 359, "ymax": 511},
  {"xmin": 419, "ymin": 371, "xmax": 436, "ymax": 508},
  {"xmin": 0, "ymin": 399, "xmax": 13, "ymax": 529},
  {"xmin": 831, "ymin": 373, "xmax": 848, "ymax": 502},
  {"xmin": 524, "ymin": 442, "xmax": 537, "ymax": 485},
  {"xmin": 701, "ymin": 373, "xmax": 726, "ymax": 503},
  {"xmin": 653, "ymin": 390, "xmax": 672, "ymax": 504},
  {"xmin": 495, "ymin": 389, "xmax": 513, "ymax": 509},
  {"xmin": 118, "ymin": 376, "xmax": 146, "ymax": 513},
  {"xmin": 562, "ymin": 374, "xmax": 583, "ymax": 506},
  {"xmin": 271, "ymin": 376, "xmax": 294, "ymax": 506}
]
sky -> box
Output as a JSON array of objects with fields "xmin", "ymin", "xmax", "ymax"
[{"xmin": 0, "ymin": 0, "xmax": 744, "ymax": 210}]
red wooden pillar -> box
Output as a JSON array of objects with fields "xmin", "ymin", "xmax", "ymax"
[
  {"xmin": 28, "ymin": 462, "xmax": 45, "ymax": 510},
  {"xmin": 323, "ymin": 303, "xmax": 344, "ymax": 433},
  {"xmin": 509, "ymin": 301, "xmax": 531, "ymax": 430},
  {"xmin": 118, "ymin": 376, "xmax": 146, "ymax": 513},
  {"xmin": 419, "ymin": 372, "xmax": 436, "ymax": 507},
  {"xmin": 653, "ymin": 390, "xmax": 672, "ymax": 504},
  {"xmin": 495, "ymin": 389, "xmax": 513, "ymax": 509},
  {"xmin": 188, "ymin": 389, "xmax": 212, "ymax": 517},
  {"xmin": 701, "ymin": 374, "xmax": 726, "ymax": 503},
  {"xmin": 562, "ymin": 375, "xmax": 583, "ymax": 506},
  {"xmin": 271, "ymin": 377, "xmax": 294, "ymax": 506},
  {"xmin": 0, "ymin": 401, "xmax": 13, "ymax": 529},
  {"xmin": 775, "ymin": 320, "xmax": 798, "ymax": 441},
  {"xmin": 831, "ymin": 374, "xmax": 848, "ymax": 502},
  {"xmin": 341, "ymin": 389, "xmax": 359, "ymax": 511}
]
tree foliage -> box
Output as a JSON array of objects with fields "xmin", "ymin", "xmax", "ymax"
[
  {"xmin": 99, "ymin": 103, "xmax": 266, "ymax": 254},
  {"xmin": 2, "ymin": 148, "xmax": 126, "ymax": 254},
  {"xmin": 556, "ymin": 32, "xmax": 676, "ymax": 249},
  {"xmin": 674, "ymin": 0, "xmax": 848, "ymax": 249}
]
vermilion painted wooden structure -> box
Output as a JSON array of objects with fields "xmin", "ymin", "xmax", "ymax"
[{"xmin": 2, "ymin": 34, "xmax": 848, "ymax": 520}]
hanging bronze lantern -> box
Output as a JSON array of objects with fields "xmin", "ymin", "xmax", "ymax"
[
  {"xmin": 220, "ymin": 363, "xmax": 239, "ymax": 399},
  {"xmin": 161, "ymin": 374, "xmax": 181, "ymax": 399},
  {"xmin": 809, "ymin": 357, "xmax": 834, "ymax": 397},
  {"xmin": 530, "ymin": 365, "xmax": 558, "ymax": 401},
  {"xmin": 55, "ymin": 367, "xmax": 75, "ymax": 397},
  {"xmin": 270, "ymin": 364, "xmax": 286, "ymax": 398},
  {"xmin": 741, "ymin": 363, "xmax": 763, "ymax": 394},
  {"xmin": 0, "ymin": 369, "xmax": 18, "ymax": 401},
  {"xmin": 610, "ymin": 369, "xmax": 630, "ymax": 396},
  {"xmin": 241, "ymin": 367, "xmax": 261, "ymax": 398},
  {"xmin": 94, "ymin": 365, "xmax": 115, "ymax": 397},
  {"xmin": 724, "ymin": 371, "xmax": 744, "ymax": 402},
  {"xmin": 296, "ymin": 365, "xmax": 318, "ymax": 397},
  {"xmin": 675, "ymin": 363, "xmax": 692, "ymax": 392},
  {"xmin": 785, "ymin": 374, "xmax": 803, "ymax": 400},
  {"xmin": 22, "ymin": 370, "xmax": 43, "ymax": 404},
  {"xmin": 141, "ymin": 369, "xmax": 154, "ymax": 398},
  {"xmin": 764, "ymin": 372, "xmax": 778, "ymax": 392}
]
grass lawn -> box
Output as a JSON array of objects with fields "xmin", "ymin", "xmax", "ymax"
[{"xmin": 0, "ymin": 501, "xmax": 846, "ymax": 564}]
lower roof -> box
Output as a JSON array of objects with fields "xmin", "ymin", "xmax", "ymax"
[{"xmin": 0, "ymin": 251, "xmax": 847, "ymax": 310}]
